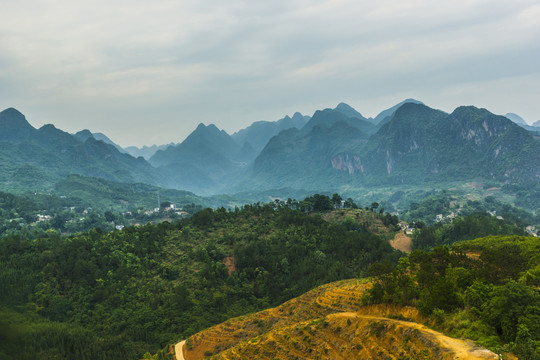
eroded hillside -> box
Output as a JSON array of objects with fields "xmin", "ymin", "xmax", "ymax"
[{"xmin": 176, "ymin": 279, "xmax": 506, "ymax": 360}]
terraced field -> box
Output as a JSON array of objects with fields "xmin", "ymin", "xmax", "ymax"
[{"xmin": 175, "ymin": 279, "xmax": 505, "ymax": 360}]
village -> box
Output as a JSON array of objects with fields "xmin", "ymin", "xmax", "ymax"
[{"xmin": 1, "ymin": 200, "xmax": 198, "ymax": 237}]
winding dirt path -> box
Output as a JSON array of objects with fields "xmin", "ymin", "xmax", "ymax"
[
  {"xmin": 329, "ymin": 312, "xmax": 499, "ymax": 359},
  {"xmin": 174, "ymin": 340, "xmax": 186, "ymax": 360}
]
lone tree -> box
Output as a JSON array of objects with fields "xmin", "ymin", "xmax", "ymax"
[
  {"xmin": 331, "ymin": 193, "xmax": 343, "ymax": 208},
  {"xmin": 343, "ymin": 198, "xmax": 358, "ymax": 209}
]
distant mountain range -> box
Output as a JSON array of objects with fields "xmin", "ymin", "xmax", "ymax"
[
  {"xmin": 124, "ymin": 143, "xmax": 176, "ymax": 160},
  {"xmin": 1, "ymin": 99, "xmax": 539, "ymax": 201},
  {"xmin": 504, "ymin": 112, "xmax": 540, "ymax": 135},
  {"xmin": 232, "ymin": 112, "xmax": 310, "ymax": 155},
  {"xmin": 247, "ymin": 103, "xmax": 540, "ymax": 190},
  {"xmin": 0, "ymin": 108, "xmax": 159, "ymax": 192}
]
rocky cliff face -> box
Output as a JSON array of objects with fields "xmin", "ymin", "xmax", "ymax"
[{"xmin": 331, "ymin": 153, "xmax": 363, "ymax": 175}]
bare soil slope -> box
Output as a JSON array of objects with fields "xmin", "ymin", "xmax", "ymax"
[
  {"xmin": 176, "ymin": 279, "xmax": 503, "ymax": 360},
  {"xmin": 389, "ymin": 232, "xmax": 412, "ymax": 253}
]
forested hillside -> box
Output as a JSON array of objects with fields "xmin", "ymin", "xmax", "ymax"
[
  {"xmin": 365, "ymin": 236, "xmax": 540, "ymax": 359},
  {"xmin": 171, "ymin": 233, "xmax": 539, "ymax": 360},
  {"xmin": 175, "ymin": 235, "xmax": 539, "ymax": 360},
  {"xmin": 0, "ymin": 200, "xmax": 401, "ymax": 360}
]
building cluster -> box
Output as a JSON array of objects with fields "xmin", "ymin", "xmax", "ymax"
[
  {"xmin": 525, "ymin": 225, "xmax": 538, "ymax": 237},
  {"xmin": 435, "ymin": 211, "xmax": 458, "ymax": 223},
  {"xmin": 398, "ymin": 221, "xmax": 415, "ymax": 235}
]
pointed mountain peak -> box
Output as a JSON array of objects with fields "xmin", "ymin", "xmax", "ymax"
[
  {"xmin": 0, "ymin": 108, "xmax": 36, "ymax": 141},
  {"xmin": 373, "ymin": 99, "xmax": 425, "ymax": 125},
  {"xmin": 334, "ymin": 102, "xmax": 365, "ymax": 120},
  {"xmin": 1, "ymin": 107, "xmax": 25, "ymax": 118},
  {"xmin": 403, "ymin": 98, "xmax": 422, "ymax": 103},
  {"xmin": 335, "ymin": 102, "xmax": 354, "ymax": 111},
  {"xmin": 0, "ymin": 107, "xmax": 34, "ymax": 128},
  {"xmin": 183, "ymin": 122, "xmax": 236, "ymax": 148},
  {"xmin": 292, "ymin": 112, "xmax": 304, "ymax": 120},
  {"xmin": 39, "ymin": 123, "xmax": 58, "ymax": 131},
  {"xmin": 450, "ymin": 105, "xmax": 489, "ymax": 118},
  {"xmin": 195, "ymin": 122, "xmax": 208, "ymax": 131},
  {"xmin": 194, "ymin": 123, "xmax": 222, "ymax": 134},
  {"xmin": 77, "ymin": 129, "xmax": 93, "ymax": 136},
  {"xmin": 74, "ymin": 129, "xmax": 94, "ymax": 141},
  {"xmin": 393, "ymin": 102, "xmax": 433, "ymax": 118}
]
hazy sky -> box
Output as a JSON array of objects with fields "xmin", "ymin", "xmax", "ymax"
[{"xmin": 1, "ymin": 0, "xmax": 539, "ymax": 147}]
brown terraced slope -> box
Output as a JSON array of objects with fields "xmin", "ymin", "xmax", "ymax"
[{"xmin": 175, "ymin": 279, "xmax": 508, "ymax": 360}]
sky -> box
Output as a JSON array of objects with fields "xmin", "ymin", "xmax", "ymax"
[{"xmin": 1, "ymin": 0, "xmax": 539, "ymax": 147}]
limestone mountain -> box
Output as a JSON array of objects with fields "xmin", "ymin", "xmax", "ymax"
[
  {"xmin": 504, "ymin": 112, "xmax": 527, "ymax": 125},
  {"xmin": 248, "ymin": 121, "xmax": 369, "ymax": 189},
  {"xmin": 504, "ymin": 113, "xmax": 540, "ymax": 135},
  {"xmin": 0, "ymin": 107, "xmax": 38, "ymax": 141},
  {"xmin": 149, "ymin": 123, "xmax": 245, "ymax": 194},
  {"xmin": 231, "ymin": 112, "xmax": 309, "ymax": 155},
  {"xmin": 334, "ymin": 102, "xmax": 367, "ymax": 120},
  {"xmin": 372, "ymin": 98, "xmax": 424, "ymax": 127},
  {"xmin": 2, "ymin": 101, "xmax": 538, "ymax": 199},
  {"xmin": 248, "ymin": 102, "xmax": 540, "ymax": 191},
  {"xmin": 0, "ymin": 108, "xmax": 159, "ymax": 192},
  {"xmin": 302, "ymin": 107, "xmax": 376, "ymax": 135},
  {"xmin": 124, "ymin": 143, "xmax": 176, "ymax": 160},
  {"xmin": 356, "ymin": 104, "xmax": 540, "ymax": 183},
  {"xmin": 74, "ymin": 129, "xmax": 126, "ymax": 153}
]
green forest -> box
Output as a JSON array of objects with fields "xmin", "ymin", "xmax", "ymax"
[
  {"xmin": 1, "ymin": 192, "xmax": 538, "ymax": 359},
  {"xmin": 0, "ymin": 198, "xmax": 400, "ymax": 360}
]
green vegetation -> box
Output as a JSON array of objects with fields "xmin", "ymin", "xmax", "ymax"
[
  {"xmin": 401, "ymin": 190, "xmax": 538, "ymax": 226},
  {"xmin": 54, "ymin": 174, "xmax": 209, "ymax": 211},
  {"xmin": 0, "ymin": 198, "xmax": 400, "ymax": 359},
  {"xmin": 250, "ymin": 103, "xmax": 540, "ymax": 193},
  {"xmin": 412, "ymin": 212, "xmax": 526, "ymax": 250},
  {"xmin": 503, "ymin": 180, "xmax": 540, "ymax": 213},
  {"xmin": 365, "ymin": 235, "xmax": 540, "ymax": 359}
]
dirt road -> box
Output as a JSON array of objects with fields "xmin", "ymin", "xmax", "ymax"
[
  {"xmin": 174, "ymin": 340, "xmax": 186, "ymax": 360},
  {"xmin": 329, "ymin": 312, "xmax": 499, "ymax": 359}
]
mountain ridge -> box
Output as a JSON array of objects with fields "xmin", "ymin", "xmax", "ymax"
[
  {"xmin": 0, "ymin": 108, "xmax": 161, "ymax": 192},
  {"xmin": 248, "ymin": 102, "xmax": 540, "ymax": 192},
  {"xmin": 1, "ymin": 100, "xmax": 538, "ymax": 203}
]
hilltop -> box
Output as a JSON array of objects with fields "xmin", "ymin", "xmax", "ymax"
[{"xmin": 175, "ymin": 279, "xmax": 506, "ymax": 360}]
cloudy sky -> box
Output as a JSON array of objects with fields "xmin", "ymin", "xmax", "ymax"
[{"xmin": 1, "ymin": 0, "xmax": 539, "ymax": 147}]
